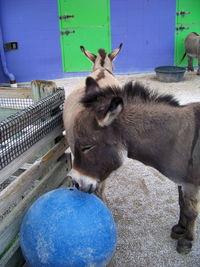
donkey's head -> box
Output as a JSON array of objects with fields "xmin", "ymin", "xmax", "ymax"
[
  {"xmin": 80, "ymin": 43, "xmax": 123, "ymax": 73},
  {"xmin": 69, "ymin": 77, "xmax": 124, "ymax": 193}
]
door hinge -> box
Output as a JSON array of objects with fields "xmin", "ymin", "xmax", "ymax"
[
  {"xmin": 176, "ymin": 25, "xmax": 190, "ymax": 31},
  {"xmin": 59, "ymin": 13, "xmax": 74, "ymax": 20},
  {"xmin": 60, "ymin": 30, "xmax": 75, "ymax": 36},
  {"xmin": 176, "ymin": 10, "xmax": 190, "ymax": 17}
]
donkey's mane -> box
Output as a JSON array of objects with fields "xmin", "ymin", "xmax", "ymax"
[
  {"xmin": 98, "ymin": 49, "xmax": 107, "ymax": 67},
  {"xmin": 81, "ymin": 81, "xmax": 180, "ymax": 107}
]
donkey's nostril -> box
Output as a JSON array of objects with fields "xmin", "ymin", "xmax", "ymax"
[
  {"xmin": 71, "ymin": 178, "xmax": 80, "ymax": 189},
  {"xmin": 88, "ymin": 184, "xmax": 94, "ymax": 194},
  {"xmin": 74, "ymin": 182, "xmax": 80, "ymax": 190}
]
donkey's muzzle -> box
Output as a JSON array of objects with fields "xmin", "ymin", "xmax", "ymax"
[
  {"xmin": 70, "ymin": 169, "xmax": 99, "ymax": 194},
  {"xmin": 72, "ymin": 178, "xmax": 97, "ymax": 193}
]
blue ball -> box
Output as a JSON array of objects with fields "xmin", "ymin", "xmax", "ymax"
[{"xmin": 20, "ymin": 188, "xmax": 117, "ymax": 267}]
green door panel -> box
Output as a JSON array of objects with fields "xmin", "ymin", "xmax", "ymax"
[
  {"xmin": 175, "ymin": 0, "xmax": 200, "ymax": 66},
  {"xmin": 176, "ymin": 0, "xmax": 200, "ymax": 24},
  {"xmin": 58, "ymin": 0, "xmax": 110, "ymax": 28},
  {"xmin": 58, "ymin": 0, "xmax": 111, "ymax": 73},
  {"xmin": 60, "ymin": 26, "xmax": 111, "ymax": 72}
]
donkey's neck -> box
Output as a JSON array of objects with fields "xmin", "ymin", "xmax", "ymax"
[
  {"xmin": 116, "ymin": 104, "xmax": 181, "ymax": 173},
  {"xmin": 92, "ymin": 65, "xmax": 113, "ymax": 74},
  {"xmin": 120, "ymin": 103, "xmax": 179, "ymax": 138},
  {"xmin": 89, "ymin": 68, "xmax": 121, "ymax": 88}
]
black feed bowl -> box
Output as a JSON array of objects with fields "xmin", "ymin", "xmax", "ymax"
[{"xmin": 155, "ymin": 66, "xmax": 186, "ymax": 83}]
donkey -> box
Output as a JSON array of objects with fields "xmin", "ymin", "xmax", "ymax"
[
  {"xmin": 63, "ymin": 44, "xmax": 122, "ymax": 197},
  {"xmin": 180, "ymin": 32, "xmax": 200, "ymax": 75},
  {"xmin": 63, "ymin": 75, "xmax": 200, "ymax": 254}
]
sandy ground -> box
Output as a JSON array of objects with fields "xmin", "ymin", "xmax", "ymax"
[{"xmin": 55, "ymin": 71, "xmax": 200, "ymax": 266}]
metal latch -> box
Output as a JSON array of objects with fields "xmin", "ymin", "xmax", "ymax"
[
  {"xmin": 60, "ymin": 30, "xmax": 75, "ymax": 35},
  {"xmin": 59, "ymin": 13, "xmax": 74, "ymax": 20},
  {"xmin": 176, "ymin": 25, "xmax": 190, "ymax": 31},
  {"xmin": 176, "ymin": 10, "xmax": 190, "ymax": 17}
]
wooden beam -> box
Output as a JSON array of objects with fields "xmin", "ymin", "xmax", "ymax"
[
  {"xmin": 0, "ymin": 153, "xmax": 71, "ymax": 255},
  {"xmin": 0, "ymin": 138, "xmax": 68, "ymax": 215},
  {"xmin": 0, "ymin": 238, "xmax": 25, "ymax": 267},
  {"xmin": 31, "ymin": 80, "xmax": 57, "ymax": 102},
  {"xmin": 19, "ymin": 163, "xmax": 33, "ymax": 171},
  {"xmin": 0, "ymin": 87, "xmax": 32, "ymax": 99},
  {"xmin": 0, "ymin": 126, "xmax": 65, "ymax": 183}
]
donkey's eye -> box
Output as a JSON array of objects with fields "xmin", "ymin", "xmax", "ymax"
[{"xmin": 81, "ymin": 145, "xmax": 94, "ymax": 153}]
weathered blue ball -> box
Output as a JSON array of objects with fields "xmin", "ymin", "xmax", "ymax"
[{"xmin": 20, "ymin": 187, "xmax": 117, "ymax": 267}]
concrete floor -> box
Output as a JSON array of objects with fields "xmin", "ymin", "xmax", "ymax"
[{"xmin": 55, "ymin": 72, "xmax": 200, "ymax": 266}]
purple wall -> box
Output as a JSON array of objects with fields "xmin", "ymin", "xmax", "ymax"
[
  {"xmin": 0, "ymin": 0, "xmax": 176, "ymax": 83},
  {"xmin": 0, "ymin": 0, "xmax": 62, "ymax": 83},
  {"xmin": 110, "ymin": 0, "xmax": 176, "ymax": 73}
]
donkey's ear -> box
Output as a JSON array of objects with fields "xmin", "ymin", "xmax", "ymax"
[
  {"xmin": 80, "ymin": 46, "xmax": 97, "ymax": 63},
  {"xmin": 108, "ymin": 43, "xmax": 123, "ymax": 61},
  {"xmin": 98, "ymin": 97, "xmax": 123, "ymax": 127},
  {"xmin": 85, "ymin": 77, "xmax": 99, "ymax": 95}
]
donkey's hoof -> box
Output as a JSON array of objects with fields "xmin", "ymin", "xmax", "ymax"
[
  {"xmin": 171, "ymin": 224, "xmax": 186, "ymax": 240},
  {"xmin": 176, "ymin": 238, "xmax": 192, "ymax": 254},
  {"xmin": 188, "ymin": 68, "xmax": 194, "ymax": 72}
]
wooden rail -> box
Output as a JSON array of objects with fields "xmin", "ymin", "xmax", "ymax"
[
  {"xmin": 0, "ymin": 80, "xmax": 71, "ymax": 267},
  {"xmin": 0, "ymin": 139, "xmax": 71, "ymax": 266},
  {"xmin": 0, "ymin": 138, "xmax": 67, "ymax": 215},
  {"xmin": 0, "ymin": 125, "xmax": 63, "ymax": 184}
]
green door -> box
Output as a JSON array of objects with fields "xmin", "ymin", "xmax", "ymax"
[
  {"xmin": 58, "ymin": 0, "xmax": 111, "ymax": 72},
  {"xmin": 175, "ymin": 0, "xmax": 200, "ymax": 66}
]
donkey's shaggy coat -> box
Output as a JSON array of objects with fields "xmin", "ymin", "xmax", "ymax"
[{"xmin": 64, "ymin": 73, "xmax": 200, "ymax": 254}]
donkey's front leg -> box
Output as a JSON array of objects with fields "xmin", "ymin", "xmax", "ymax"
[
  {"xmin": 171, "ymin": 186, "xmax": 187, "ymax": 239},
  {"xmin": 95, "ymin": 180, "xmax": 107, "ymax": 203},
  {"xmin": 171, "ymin": 184, "xmax": 200, "ymax": 254}
]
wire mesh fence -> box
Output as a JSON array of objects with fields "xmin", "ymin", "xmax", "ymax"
[
  {"xmin": 0, "ymin": 89, "xmax": 65, "ymax": 170},
  {"xmin": 0, "ymin": 98, "xmax": 34, "ymax": 109}
]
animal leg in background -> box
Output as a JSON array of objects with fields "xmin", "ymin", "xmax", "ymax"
[
  {"xmin": 198, "ymin": 55, "xmax": 200, "ymax": 75},
  {"xmin": 180, "ymin": 32, "xmax": 200, "ymax": 75},
  {"xmin": 171, "ymin": 184, "xmax": 200, "ymax": 254},
  {"xmin": 187, "ymin": 56, "xmax": 194, "ymax": 72}
]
